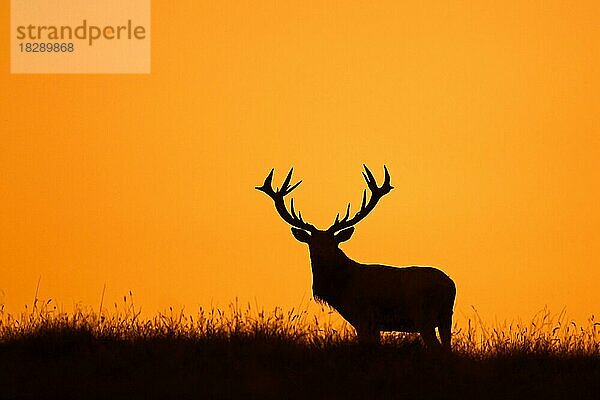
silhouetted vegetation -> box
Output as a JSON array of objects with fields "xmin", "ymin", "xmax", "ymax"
[{"xmin": 1, "ymin": 298, "xmax": 599, "ymax": 399}]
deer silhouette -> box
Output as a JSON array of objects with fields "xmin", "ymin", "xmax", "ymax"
[{"xmin": 256, "ymin": 165, "xmax": 456, "ymax": 349}]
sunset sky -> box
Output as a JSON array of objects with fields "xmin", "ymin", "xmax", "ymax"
[{"xmin": 1, "ymin": 1, "xmax": 599, "ymax": 323}]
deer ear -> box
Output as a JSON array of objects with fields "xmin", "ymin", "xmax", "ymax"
[
  {"xmin": 334, "ymin": 227, "xmax": 354, "ymax": 243},
  {"xmin": 291, "ymin": 228, "xmax": 311, "ymax": 243}
]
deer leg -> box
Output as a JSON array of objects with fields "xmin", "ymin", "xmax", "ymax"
[
  {"xmin": 356, "ymin": 324, "xmax": 380, "ymax": 345},
  {"xmin": 438, "ymin": 316, "xmax": 452, "ymax": 351},
  {"xmin": 419, "ymin": 326, "xmax": 441, "ymax": 350}
]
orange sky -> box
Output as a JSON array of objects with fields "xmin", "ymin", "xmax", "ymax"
[{"xmin": 1, "ymin": 1, "xmax": 599, "ymax": 323}]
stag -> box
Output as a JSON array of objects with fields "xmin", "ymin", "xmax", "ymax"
[{"xmin": 256, "ymin": 166, "xmax": 456, "ymax": 349}]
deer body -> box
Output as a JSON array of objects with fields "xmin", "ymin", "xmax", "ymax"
[
  {"xmin": 312, "ymin": 261, "xmax": 455, "ymax": 335},
  {"xmin": 257, "ymin": 166, "xmax": 456, "ymax": 349}
]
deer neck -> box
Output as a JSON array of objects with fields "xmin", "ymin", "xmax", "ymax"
[{"xmin": 308, "ymin": 246, "xmax": 354, "ymax": 304}]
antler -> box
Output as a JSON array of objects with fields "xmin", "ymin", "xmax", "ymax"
[
  {"xmin": 327, "ymin": 165, "xmax": 393, "ymax": 233},
  {"xmin": 256, "ymin": 168, "xmax": 316, "ymax": 232}
]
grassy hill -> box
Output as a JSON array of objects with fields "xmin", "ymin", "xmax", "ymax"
[{"xmin": 1, "ymin": 300, "xmax": 599, "ymax": 399}]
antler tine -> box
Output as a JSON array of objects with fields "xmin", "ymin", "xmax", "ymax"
[
  {"xmin": 382, "ymin": 165, "xmax": 393, "ymax": 191},
  {"xmin": 281, "ymin": 168, "xmax": 293, "ymax": 191},
  {"xmin": 383, "ymin": 165, "xmax": 391, "ymax": 185},
  {"xmin": 362, "ymin": 164, "xmax": 377, "ymax": 189},
  {"xmin": 341, "ymin": 203, "xmax": 351, "ymax": 222},
  {"xmin": 255, "ymin": 168, "xmax": 276, "ymax": 195},
  {"xmin": 290, "ymin": 198, "xmax": 303, "ymax": 221},
  {"xmin": 327, "ymin": 165, "xmax": 394, "ymax": 233},
  {"xmin": 286, "ymin": 180, "xmax": 302, "ymax": 194},
  {"xmin": 256, "ymin": 168, "xmax": 316, "ymax": 232}
]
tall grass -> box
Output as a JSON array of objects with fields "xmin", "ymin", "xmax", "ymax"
[
  {"xmin": 1, "ymin": 297, "xmax": 600, "ymax": 399},
  {"xmin": 0, "ymin": 295, "xmax": 352, "ymax": 346},
  {"xmin": 454, "ymin": 307, "xmax": 600, "ymax": 357},
  {"xmin": 2, "ymin": 295, "xmax": 599, "ymax": 357}
]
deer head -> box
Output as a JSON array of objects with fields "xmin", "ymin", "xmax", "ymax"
[{"xmin": 256, "ymin": 165, "xmax": 394, "ymax": 252}]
